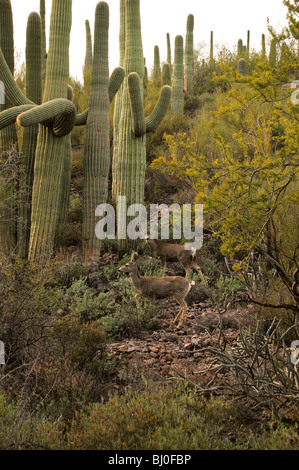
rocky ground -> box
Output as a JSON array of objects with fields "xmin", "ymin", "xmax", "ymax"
[{"xmin": 104, "ymin": 296, "xmax": 255, "ymax": 394}]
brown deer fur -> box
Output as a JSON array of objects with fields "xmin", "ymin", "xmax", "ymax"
[{"xmin": 119, "ymin": 252, "xmax": 195, "ymax": 327}]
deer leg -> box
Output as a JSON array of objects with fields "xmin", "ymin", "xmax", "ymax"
[
  {"xmin": 173, "ymin": 299, "xmax": 187, "ymax": 327},
  {"xmin": 134, "ymin": 293, "xmax": 142, "ymax": 308},
  {"xmin": 160, "ymin": 257, "xmax": 167, "ymax": 274},
  {"xmin": 193, "ymin": 264, "xmax": 206, "ymax": 285},
  {"xmin": 173, "ymin": 306, "xmax": 182, "ymax": 325}
]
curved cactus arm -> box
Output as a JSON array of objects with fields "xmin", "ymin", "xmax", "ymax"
[
  {"xmin": 128, "ymin": 72, "xmax": 171, "ymax": 136},
  {"xmin": 17, "ymin": 98, "xmax": 76, "ymax": 137},
  {"xmin": 0, "ymin": 104, "xmax": 35, "ymax": 129},
  {"xmin": 75, "ymin": 108, "xmax": 88, "ymax": 126},
  {"xmin": 109, "ymin": 66, "xmax": 125, "ymax": 102},
  {"xmin": 128, "ymin": 71, "xmax": 146, "ymax": 137},
  {"xmin": 75, "ymin": 67, "xmax": 125, "ymax": 127},
  {"xmin": 145, "ymin": 85, "xmax": 171, "ymax": 133},
  {"xmin": 0, "ymin": 48, "xmax": 33, "ymax": 106}
]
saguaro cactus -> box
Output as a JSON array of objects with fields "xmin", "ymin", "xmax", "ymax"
[
  {"xmin": 153, "ymin": 45, "xmax": 161, "ymax": 86},
  {"xmin": 112, "ymin": 0, "xmax": 125, "ymax": 202},
  {"xmin": 17, "ymin": 12, "xmax": 42, "ymax": 258},
  {"xmin": 84, "ymin": 19, "xmax": 92, "ymax": 87},
  {"xmin": 0, "ymin": 0, "xmax": 18, "ymax": 253},
  {"xmin": 261, "ymin": 34, "xmax": 266, "ymax": 57},
  {"xmin": 162, "ymin": 62, "xmax": 171, "ymax": 85},
  {"xmin": 237, "ymin": 39, "xmax": 244, "ymax": 57},
  {"xmin": 247, "ymin": 30, "xmax": 250, "ymax": 54},
  {"xmin": 40, "ymin": 0, "xmax": 47, "ymax": 86},
  {"xmin": 184, "ymin": 14, "xmax": 194, "ymax": 95},
  {"xmin": 269, "ymin": 39, "xmax": 277, "ymax": 68},
  {"xmin": 83, "ymin": 2, "xmax": 124, "ymax": 265},
  {"xmin": 210, "ymin": 31, "xmax": 214, "ymax": 65},
  {"xmin": 166, "ymin": 32, "xmax": 172, "ymax": 72},
  {"xmin": 0, "ymin": 0, "xmax": 75, "ymax": 261},
  {"xmin": 171, "ymin": 35, "xmax": 184, "ymax": 116},
  {"xmin": 115, "ymin": 0, "xmax": 171, "ymax": 253},
  {"xmin": 28, "ymin": 0, "xmax": 74, "ymax": 262},
  {"xmin": 237, "ymin": 57, "xmax": 246, "ymax": 76}
]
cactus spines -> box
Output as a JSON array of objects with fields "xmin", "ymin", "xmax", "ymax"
[
  {"xmin": 172, "ymin": 34, "xmax": 184, "ymax": 116},
  {"xmin": 18, "ymin": 11, "xmax": 42, "ymax": 258},
  {"xmin": 184, "ymin": 13, "xmax": 194, "ymax": 95},
  {"xmin": 237, "ymin": 57, "xmax": 246, "ymax": 76},
  {"xmin": 153, "ymin": 45, "xmax": 161, "ymax": 86}
]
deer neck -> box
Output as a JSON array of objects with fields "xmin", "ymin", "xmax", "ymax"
[{"xmin": 129, "ymin": 265, "xmax": 142, "ymax": 290}]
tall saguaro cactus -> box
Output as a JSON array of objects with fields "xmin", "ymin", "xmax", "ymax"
[
  {"xmin": 40, "ymin": 0, "xmax": 47, "ymax": 87},
  {"xmin": 17, "ymin": 12, "xmax": 42, "ymax": 258},
  {"xmin": 83, "ymin": 2, "xmax": 124, "ymax": 265},
  {"xmin": 84, "ymin": 19, "xmax": 93, "ymax": 87},
  {"xmin": 269, "ymin": 39, "xmax": 277, "ymax": 68},
  {"xmin": 261, "ymin": 34, "xmax": 266, "ymax": 57},
  {"xmin": 184, "ymin": 14, "xmax": 194, "ymax": 95},
  {"xmin": 166, "ymin": 32, "xmax": 172, "ymax": 72},
  {"xmin": 171, "ymin": 35, "xmax": 184, "ymax": 116},
  {"xmin": 210, "ymin": 31, "xmax": 214, "ymax": 65},
  {"xmin": 115, "ymin": 0, "xmax": 171, "ymax": 253},
  {"xmin": 28, "ymin": 0, "xmax": 73, "ymax": 262},
  {"xmin": 0, "ymin": 0, "xmax": 18, "ymax": 253},
  {"xmin": 112, "ymin": 0, "xmax": 126, "ymax": 202},
  {"xmin": 153, "ymin": 45, "xmax": 161, "ymax": 86}
]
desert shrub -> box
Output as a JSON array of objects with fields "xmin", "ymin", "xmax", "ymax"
[{"xmin": 25, "ymin": 382, "xmax": 299, "ymax": 450}]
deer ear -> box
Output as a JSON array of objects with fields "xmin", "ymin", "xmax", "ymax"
[{"xmin": 131, "ymin": 251, "xmax": 138, "ymax": 261}]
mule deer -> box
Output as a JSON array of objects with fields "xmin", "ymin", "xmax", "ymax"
[
  {"xmin": 118, "ymin": 252, "xmax": 195, "ymax": 327},
  {"xmin": 145, "ymin": 237, "xmax": 206, "ymax": 284}
]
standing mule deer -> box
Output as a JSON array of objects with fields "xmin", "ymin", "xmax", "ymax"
[
  {"xmin": 145, "ymin": 236, "xmax": 206, "ymax": 284},
  {"xmin": 118, "ymin": 252, "xmax": 195, "ymax": 327}
]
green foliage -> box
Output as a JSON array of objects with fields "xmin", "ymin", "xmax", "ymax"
[
  {"xmin": 10, "ymin": 382, "xmax": 298, "ymax": 450},
  {"xmin": 152, "ymin": 57, "xmax": 299, "ymax": 305}
]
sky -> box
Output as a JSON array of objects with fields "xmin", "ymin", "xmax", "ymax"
[{"xmin": 10, "ymin": 0, "xmax": 289, "ymax": 83}]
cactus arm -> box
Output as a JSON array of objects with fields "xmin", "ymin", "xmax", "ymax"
[
  {"xmin": 75, "ymin": 108, "xmax": 88, "ymax": 126},
  {"xmin": 108, "ymin": 66, "xmax": 125, "ymax": 102},
  {"xmin": 145, "ymin": 85, "xmax": 171, "ymax": 133},
  {"xmin": 0, "ymin": 104, "xmax": 35, "ymax": 129},
  {"xmin": 17, "ymin": 98, "xmax": 76, "ymax": 137},
  {"xmin": 128, "ymin": 72, "xmax": 171, "ymax": 136},
  {"xmin": 84, "ymin": 20, "xmax": 93, "ymax": 71},
  {"xmin": 0, "ymin": 48, "xmax": 33, "ymax": 106},
  {"xmin": 128, "ymin": 71, "xmax": 146, "ymax": 137},
  {"xmin": 74, "ymin": 66, "xmax": 125, "ymax": 127},
  {"xmin": 162, "ymin": 63, "xmax": 171, "ymax": 85}
]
